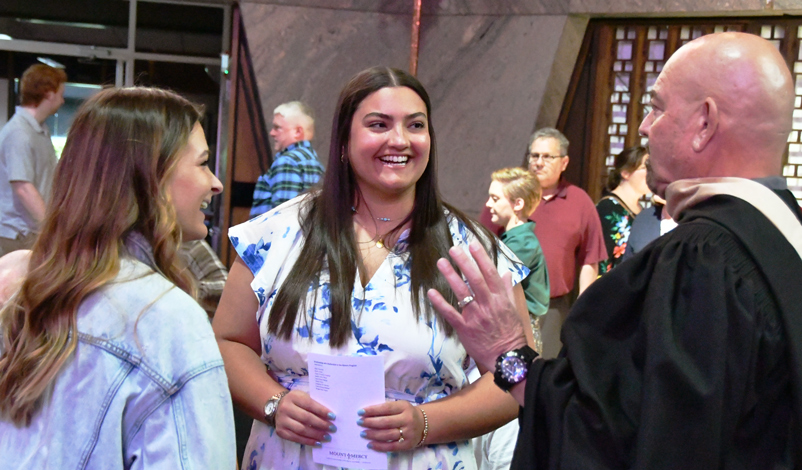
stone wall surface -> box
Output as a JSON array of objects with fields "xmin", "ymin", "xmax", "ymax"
[
  {"xmin": 240, "ymin": 0, "xmax": 566, "ymax": 15},
  {"xmin": 416, "ymin": 14, "xmax": 568, "ymax": 214},
  {"xmin": 241, "ymin": 0, "xmax": 782, "ymax": 15},
  {"xmin": 240, "ymin": 3, "xmax": 410, "ymax": 165}
]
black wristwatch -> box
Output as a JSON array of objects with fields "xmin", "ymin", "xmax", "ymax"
[{"xmin": 493, "ymin": 345, "xmax": 538, "ymax": 391}]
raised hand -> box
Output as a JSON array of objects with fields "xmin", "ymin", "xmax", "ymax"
[{"xmin": 427, "ymin": 241, "xmax": 528, "ymax": 373}]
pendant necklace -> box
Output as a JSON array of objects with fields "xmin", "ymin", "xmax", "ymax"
[{"xmin": 356, "ymin": 228, "xmax": 389, "ymax": 249}]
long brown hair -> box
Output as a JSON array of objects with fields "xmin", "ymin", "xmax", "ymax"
[
  {"xmin": 0, "ymin": 87, "xmax": 202, "ymax": 426},
  {"xmin": 268, "ymin": 66, "xmax": 497, "ymax": 347}
]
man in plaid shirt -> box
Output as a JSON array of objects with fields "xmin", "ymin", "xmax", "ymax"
[{"xmin": 250, "ymin": 101, "xmax": 324, "ymax": 217}]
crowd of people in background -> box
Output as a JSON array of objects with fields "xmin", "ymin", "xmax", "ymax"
[{"xmin": 0, "ymin": 31, "xmax": 801, "ymax": 470}]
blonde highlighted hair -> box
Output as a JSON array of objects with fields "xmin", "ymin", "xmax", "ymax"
[
  {"xmin": 491, "ymin": 167, "xmax": 542, "ymax": 218},
  {"xmin": 0, "ymin": 87, "xmax": 202, "ymax": 426}
]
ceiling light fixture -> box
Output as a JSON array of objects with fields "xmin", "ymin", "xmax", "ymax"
[
  {"xmin": 16, "ymin": 18, "xmax": 108, "ymax": 30},
  {"xmin": 37, "ymin": 57, "xmax": 66, "ymax": 68}
]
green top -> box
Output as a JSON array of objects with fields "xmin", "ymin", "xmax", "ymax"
[{"xmin": 501, "ymin": 221, "xmax": 550, "ymax": 317}]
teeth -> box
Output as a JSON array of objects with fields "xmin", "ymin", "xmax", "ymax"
[
  {"xmin": 201, "ymin": 202, "xmax": 208, "ymax": 210},
  {"xmin": 380, "ymin": 155, "xmax": 409, "ymax": 164}
]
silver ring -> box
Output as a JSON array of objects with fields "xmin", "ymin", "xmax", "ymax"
[
  {"xmin": 397, "ymin": 428, "xmax": 405, "ymax": 443},
  {"xmin": 457, "ymin": 295, "xmax": 475, "ymax": 309}
]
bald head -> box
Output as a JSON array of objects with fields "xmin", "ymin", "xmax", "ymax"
[
  {"xmin": 678, "ymin": 32, "xmax": 792, "ymax": 146},
  {"xmin": 640, "ymin": 32, "xmax": 793, "ymax": 196}
]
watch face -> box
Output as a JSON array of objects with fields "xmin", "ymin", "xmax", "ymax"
[
  {"xmin": 265, "ymin": 400, "xmax": 278, "ymax": 416},
  {"xmin": 501, "ymin": 356, "xmax": 528, "ymax": 382}
]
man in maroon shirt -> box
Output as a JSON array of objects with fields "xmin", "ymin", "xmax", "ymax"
[{"xmin": 480, "ymin": 128, "xmax": 606, "ymax": 358}]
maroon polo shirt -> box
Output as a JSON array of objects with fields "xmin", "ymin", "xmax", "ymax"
[{"xmin": 479, "ymin": 179, "xmax": 607, "ymax": 298}]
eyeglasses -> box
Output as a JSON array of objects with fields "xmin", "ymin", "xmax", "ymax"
[{"xmin": 527, "ymin": 153, "xmax": 563, "ymax": 163}]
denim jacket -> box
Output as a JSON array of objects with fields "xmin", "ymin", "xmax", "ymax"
[{"xmin": 0, "ymin": 235, "xmax": 236, "ymax": 469}]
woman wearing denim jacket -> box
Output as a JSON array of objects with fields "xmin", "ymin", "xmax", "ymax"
[{"xmin": 0, "ymin": 87, "xmax": 235, "ymax": 468}]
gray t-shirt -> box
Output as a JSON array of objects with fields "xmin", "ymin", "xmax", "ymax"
[{"xmin": 0, "ymin": 107, "xmax": 57, "ymax": 237}]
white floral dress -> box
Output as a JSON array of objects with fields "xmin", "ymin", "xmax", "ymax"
[{"xmin": 229, "ymin": 197, "xmax": 528, "ymax": 470}]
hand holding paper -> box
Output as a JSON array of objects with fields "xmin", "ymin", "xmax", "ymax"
[
  {"xmin": 357, "ymin": 399, "xmax": 426, "ymax": 452},
  {"xmin": 273, "ymin": 389, "xmax": 336, "ymax": 447}
]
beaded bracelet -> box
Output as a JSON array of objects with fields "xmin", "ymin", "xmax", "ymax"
[{"xmin": 415, "ymin": 407, "xmax": 429, "ymax": 447}]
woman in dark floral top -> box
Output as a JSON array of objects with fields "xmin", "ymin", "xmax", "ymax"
[{"xmin": 596, "ymin": 146, "xmax": 650, "ymax": 274}]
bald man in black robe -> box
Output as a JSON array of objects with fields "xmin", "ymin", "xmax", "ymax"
[{"xmin": 428, "ymin": 32, "xmax": 802, "ymax": 469}]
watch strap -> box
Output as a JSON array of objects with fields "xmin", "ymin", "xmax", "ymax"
[
  {"xmin": 493, "ymin": 345, "xmax": 538, "ymax": 391},
  {"xmin": 264, "ymin": 390, "xmax": 289, "ymax": 427}
]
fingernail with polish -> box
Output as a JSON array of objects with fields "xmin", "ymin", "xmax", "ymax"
[
  {"xmin": 360, "ymin": 430, "xmax": 367, "ymax": 438},
  {"xmin": 314, "ymin": 441, "xmax": 322, "ymax": 447},
  {"xmin": 367, "ymin": 442, "xmax": 374, "ymax": 449},
  {"xmin": 323, "ymin": 434, "xmax": 332, "ymax": 442},
  {"xmin": 327, "ymin": 412, "xmax": 336, "ymax": 420},
  {"xmin": 329, "ymin": 424, "xmax": 337, "ymax": 432},
  {"xmin": 356, "ymin": 418, "xmax": 364, "ymax": 426},
  {"xmin": 357, "ymin": 409, "xmax": 366, "ymax": 416}
]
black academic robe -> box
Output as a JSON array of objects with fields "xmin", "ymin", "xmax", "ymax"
[{"xmin": 513, "ymin": 192, "xmax": 802, "ymax": 469}]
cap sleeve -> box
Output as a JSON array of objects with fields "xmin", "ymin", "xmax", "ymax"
[
  {"xmin": 446, "ymin": 212, "xmax": 530, "ymax": 287},
  {"xmin": 228, "ymin": 198, "xmax": 304, "ymax": 277}
]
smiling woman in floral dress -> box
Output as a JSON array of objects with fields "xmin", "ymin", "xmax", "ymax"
[{"xmin": 213, "ymin": 66, "xmax": 534, "ymax": 470}]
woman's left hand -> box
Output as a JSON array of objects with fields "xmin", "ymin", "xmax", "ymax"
[{"xmin": 358, "ymin": 400, "xmax": 424, "ymax": 452}]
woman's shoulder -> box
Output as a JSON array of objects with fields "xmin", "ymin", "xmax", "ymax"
[
  {"xmin": 444, "ymin": 207, "xmax": 490, "ymax": 247},
  {"xmin": 443, "ymin": 208, "xmax": 530, "ymax": 283},
  {"xmin": 231, "ymin": 195, "xmax": 308, "ymax": 240},
  {"xmin": 82, "ymin": 258, "xmax": 208, "ymax": 333},
  {"xmin": 596, "ymin": 194, "xmax": 622, "ymax": 209},
  {"xmin": 78, "ymin": 259, "xmax": 220, "ymax": 382},
  {"xmin": 229, "ymin": 195, "xmax": 310, "ymax": 273}
]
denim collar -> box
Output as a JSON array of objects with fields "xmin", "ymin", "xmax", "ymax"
[{"xmin": 124, "ymin": 232, "xmax": 158, "ymax": 270}]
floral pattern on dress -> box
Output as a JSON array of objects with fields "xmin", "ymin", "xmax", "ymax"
[
  {"xmin": 229, "ymin": 198, "xmax": 527, "ymax": 470},
  {"xmin": 596, "ymin": 195, "xmax": 636, "ymax": 274}
]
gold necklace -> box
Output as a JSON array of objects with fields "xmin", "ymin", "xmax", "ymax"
[
  {"xmin": 352, "ymin": 206, "xmax": 399, "ymax": 249},
  {"xmin": 356, "ymin": 233, "xmax": 389, "ymax": 249},
  {"xmin": 354, "ymin": 221, "xmax": 391, "ymax": 249}
]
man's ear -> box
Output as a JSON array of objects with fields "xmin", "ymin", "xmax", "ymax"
[
  {"xmin": 692, "ymin": 97, "xmax": 718, "ymax": 152},
  {"xmin": 293, "ymin": 125, "xmax": 305, "ymax": 141},
  {"xmin": 559, "ymin": 155, "xmax": 570, "ymax": 173}
]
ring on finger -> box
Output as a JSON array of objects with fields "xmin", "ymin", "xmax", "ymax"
[
  {"xmin": 397, "ymin": 427, "xmax": 405, "ymax": 443},
  {"xmin": 457, "ymin": 295, "xmax": 475, "ymax": 309}
]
